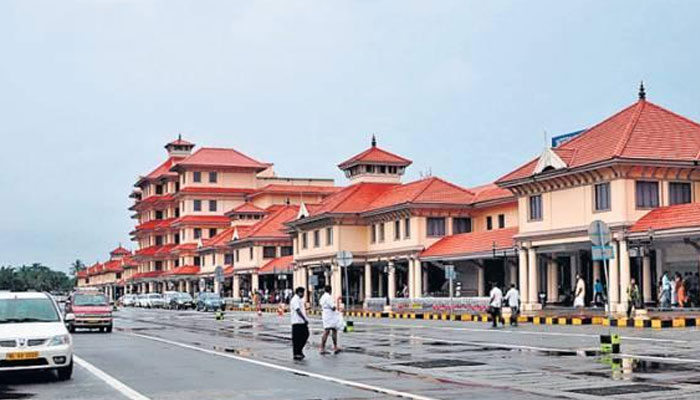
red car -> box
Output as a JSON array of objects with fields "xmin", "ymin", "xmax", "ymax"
[{"xmin": 65, "ymin": 290, "xmax": 113, "ymax": 333}]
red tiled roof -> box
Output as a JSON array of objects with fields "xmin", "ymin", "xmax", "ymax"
[
  {"xmin": 367, "ymin": 177, "xmax": 475, "ymax": 210},
  {"xmin": 172, "ymin": 215, "xmax": 231, "ymax": 226},
  {"xmin": 259, "ymin": 255, "xmax": 294, "ymax": 275},
  {"xmin": 498, "ymin": 99, "xmax": 700, "ymax": 183},
  {"xmin": 109, "ymin": 246, "xmax": 131, "ymax": 256},
  {"xmin": 172, "ymin": 147, "xmax": 270, "ymax": 171},
  {"xmin": 135, "ymin": 246, "xmax": 160, "ymax": 257},
  {"xmin": 172, "ymin": 243, "xmax": 198, "ymax": 253},
  {"xmin": 76, "ymin": 270, "xmax": 88, "ymax": 278},
  {"xmin": 167, "ymin": 136, "xmax": 193, "ymax": 146},
  {"xmin": 237, "ymin": 206, "xmax": 299, "ymax": 240},
  {"xmin": 629, "ymin": 203, "xmax": 700, "ymax": 233},
  {"xmin": 248, "ymin": 184, "xmax": 341, "ymax": 199},
  {"xmin": 141, "ymin": 156, "xmax": 184, "ymax": 183},
  {"xmin": 130, "ymin": 270, "xmax": 164, "ymax": 280},
  {"xmin": 154, "ymin": 244, "xmax": 177, "ymax": 256},
  {"xmin": 162, "ymin": 265, "xmax": 200, "ymax": 276},
  {"xmin": 225, "ymin": 202, "xmax": 266, "ymax": 217},
  {"xmin": 86, "ymin": 263, "xmax": 102, "ymax": 276},
  {"xmin": 121, "ymin": 256, "xmax": 137, "ymax": 268},
  {"xmin": 338, "ymin": 145, "xmax": 412, "ymax": 169},
  {"xmin": 178, "ymin": 187, "xmax": 253, "ymax": 195},
  {"xmin": 469, "ymin": 184, "xmax": 515, "ymax": 204},
  {"xmin": 202, "ymin": 227, "xmax": 235, "ymax": 248},
  {"xmin": 133, "ymin": 218, "xmax": 176, "ymax": 232},
  {"xmin": 310, "ymin": 183, "xmax": 398, "ymax": 215},
  {"xmin": 102, "ymin": 260, "xmax": 124, "ymax": 273},
  {"xmin": 420, "ymin": 227, "xmax": 519, "ymax": 259}
]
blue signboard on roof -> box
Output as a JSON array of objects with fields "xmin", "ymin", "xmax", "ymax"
[{"xmin": 551, "ymin": 129, "xmax": 586, "ymax": 148}]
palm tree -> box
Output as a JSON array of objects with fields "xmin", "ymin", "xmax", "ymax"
[{"xmin": 70, "ymin": 259, "xmax": 86, "ymax": 276}]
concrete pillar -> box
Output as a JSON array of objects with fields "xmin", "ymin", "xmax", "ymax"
[
  {"xmin": 509, "ymin": 263, "xmax": 517, "ymax": 286},
  {"xmin": 408, "ymin": 259, "xmax": 415, "ymax": 298},
  {"xmin": 214, "ymin": 279, "xmax": 221, "ymax": 295},
  {"xmin": 364, "ymin": 263, "xmax": 372, "ymax": 301},
  {"xmin": 149, "ymin": 282, "xmax": 155, "ymax": 293},
  {"xmin": 642, "ymin": 253, "xmax": 652, "ymax": 304},
  {"xmin": 527, "ymin": 247, "xmax": 538, "ymax": 304},
  {"xmin": 570, "ymin": 255, "xmax": 578, "ymax": 289},
  {"xmin": 518, "ymin": 247, "xmax": 529, "ymax": 303},
  {"xmin": 547, "ymin": 258, "xmax": 559, "ymax": 303},
  {"xmin": 414, "ymin": 261, "xmax": 423, "ymax": 298},
  {"xmin": 476, "ymin": 264, "xmax": 485, "ymax": 297},
  {"xmin": 233, "ymin": 275, "xmax": 240, "ymax": 300},
  {"xmin": 619, "ymin": 240, "xmax": 631, "ymax": 311},
  {"xmin": 655, "ymin": 249, "xmax": 664, "ymax": 282},
  {"xmin": 609, "ymin": 240, "xmax": 620, "ymax": 306},
  {"xmin": 331, "ymin": 265, "xmax": 342, "ymax": 303},
  {"xmin": 387, "ymin": 261, "xmax": 396, "ymax": 300},
  {"xmin": 251, "ymin": 273, "xmax": 259, "ymax": 292},
  {"xmin": 185, "ymin": 280, "xmax": 191, "ymax": 295},
  {"xmin": 422, "ymin": 267, "xmax": 428, "ymax": 295}
]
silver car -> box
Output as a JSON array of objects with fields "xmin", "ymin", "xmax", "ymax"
[{"xmin": 143, "ymin": 293, "xmax": 166, "ymax": 309}]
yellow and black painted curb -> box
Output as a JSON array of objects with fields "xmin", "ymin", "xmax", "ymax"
[{"xmin": 226, "ymin": 305, "xmax": 697, "ymax": 329}]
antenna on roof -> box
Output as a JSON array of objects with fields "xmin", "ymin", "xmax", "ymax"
[
  {"xmin": 639, "ymin": 81, "xmax": 646, "ymax": 100},
  {"xmin": 178, "ymin": 133, "xmax": 182, "ymax": 141},
  {"xmin": 543, "ymin": 130, "xmax": 549, "ymax": 148},
  {"xmin": 371, "ymin": 134, "xmax": 377, "ymax": 147}
]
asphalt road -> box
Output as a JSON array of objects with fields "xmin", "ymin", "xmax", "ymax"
[{"xmin": 5, "ymin": 308, "xmax": 700, "ymax": 399}]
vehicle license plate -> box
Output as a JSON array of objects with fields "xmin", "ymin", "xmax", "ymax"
[{"xmin": 6, "ymin": 351, "xmax": 39, "ymax": 360}]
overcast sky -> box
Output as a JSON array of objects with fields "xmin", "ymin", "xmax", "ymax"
[{"xmin": 2, "ymin": 1, "xmax": 699, "ymax": 272}]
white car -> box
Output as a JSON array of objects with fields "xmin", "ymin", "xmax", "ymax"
[
  {"xmin": 142, "ymin": 293, "xmax": 166, "ymax": 308},
  {"xmin": 0, "ymin": 292, "xmax": 73, "ymax": 380}
]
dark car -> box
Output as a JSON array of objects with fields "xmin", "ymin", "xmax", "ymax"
[
  {"xmin": 164, "ymin": 292, "xmax": 195, "ymax": 310},
  {"xmin": 196, "ymin": 292, "xmax": 223, "ymax": 312}
]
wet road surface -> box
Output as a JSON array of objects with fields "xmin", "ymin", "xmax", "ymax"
[{"xmin": 4, "ymin": 307, "xmax": 700, "ymax": 399}]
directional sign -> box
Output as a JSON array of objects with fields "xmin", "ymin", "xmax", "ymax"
[
  {"xmin": 444, "ymin": 265, "xmax": 456, "ymax": 280},
  {"xmin": 588, "ymin": 220, "xmax": 612, "ymax": 246},
  {"xmin": 214, "ymin": 266, "xmax": 224, "ymax": 283},
  {"xmin": 336, "ymin": 250, "xmax": 354, "ymax": 268},
  {"xmin": 592, "ymin": 245, "xmax": 615, "ymax": 261}
]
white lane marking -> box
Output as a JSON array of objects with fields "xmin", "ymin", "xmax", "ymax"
[
  {"xmin": 74, "ymin": 355, "xmax": 151, "ymax": 400},
  {"xmin": 127, "ymin": 332, "xmax": 439, "ymax": 400}
]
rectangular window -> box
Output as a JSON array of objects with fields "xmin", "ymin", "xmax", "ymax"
[
  {"xmin": 235, "ymin": 249, "xmax": 239, "ymax": 262},
  {"xmin": 174, "ymin": 233, "xmax": 180, "ymax": 244},
  {"xmin": 281, "ymin": 246, "xmax": 293, "ymax": 256},
  {"xmin": 636, "ymin": 181, "xmax": 660, "ymax": 208},
  {"xmin": 193, "ymin": 257, "xmax": 200, "ymax": 267},
  {"xmin": 211, "ymin": 254, "xmax": 216, "ymax": 266},
  {"xmin": 371, "ymin": 225, "xmax": 377, "ymax": 243},
  {"xmin": 669, "ymin": 182, "xmax": 692, "ymax": 205},
  {"xmin": 378, "ymin": 223, "xmax": 385, "ymax": 242},
  {"xmin": 194, "ymin": 228, "xmax": 202, "ymax": 239},
  {"xmin": 155, "ymin": 210, "xmax": 164, "ymax": 220},
  {"xmin": 224, "ymin": 254, "xmax": 233, "ymax": 265},
  {"xmin": 427, "ymin": 217, "xmax": 446, "ymax": 237},
  {"xmin": 155, "ymin": 261, "xmax": 163, "ymax": 271},
  {"xmin": 155, "ymin": 185, "xmax": 163, "ymax": 195},
  {"xmin": 529, "ymin": 195, "xmax": 543, "ymax": 221},
  {"xmin": 326, "ymin": 228, "xmax": 333, "ymax": 246},
  {"xmin": 394, "ymin": 220, "xmax": 401, "ymax": 240},
  {"xmin": 209, "ymin": 228, "xmax": 217, "ymax": 238},
  {"xmin": 498, "ymin": 214, "xmax": 505, "ymax": 229},
  {"xmin": 313, "ymin": 230, "xmax": 320, "ymax": 248},
  {"xmin": 263, "ymin": 246, "xmax": 276, "ymax": 259},
  {"xmin": 209, "ymin": 172, "xmax": 217, "ymax": 183},
  {"xmin": 486, "ymin": 216, "xmax": 493, "ymax": 231},
  {"xmin": 302, "ymin": 233, "xmax": 308, "ymax": 249},
  {"xmin": 453, "ymin": 217, "xmax": 472, "ymax": 234},
  {"xmin": 404, "ymin": 218, "xmax": 411, "ymax": 238},
  {"xmin": 249, "ymin": 247, "xmax": 254, "ymax": 260},
  {"xmin": 209, "ymin": 200, "xmax": 217, "ymax": 212},
  {"xmin": 175, "ymin": 207, "xmax": 180, "ymax": 218},
  {"xmin": 193, "ymin": 171, "xmax": 201, "ymax": 183},
  {"xmin": 594, "ymin": 182, "xmax": 611, "ymax": 211},
  {"xmin": 193, "ymin": 199, "xmax": 202, "ymax": 212},
  {"xmin": 155, "ymin": 235, "xmax": 163, "ymax": 246}
]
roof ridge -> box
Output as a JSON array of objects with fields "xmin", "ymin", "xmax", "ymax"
[
  {"xmin": 429, "ymin": 176, "xmax": 476, "ymax": 196},
  {"xmin": 246, "ymin": 205, "xmax": 295, "ymax": 236},
  {"xmin": 559, "ymin": 101, "xmax": 640, "ymax": 151},
  {"xmin": 613, "ymin": 100, "xmax": 646, "ymax": 157}
]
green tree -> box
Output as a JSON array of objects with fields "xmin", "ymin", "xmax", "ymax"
[
  {"xmin": 70, "ymin": 259, "xmax": 86, "ymax": 276},
  {"xmin": 0, "ymin": 264, "xmax": 74, "ymax": 292}
]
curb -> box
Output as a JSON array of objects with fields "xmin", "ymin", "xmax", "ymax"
[{"xmin": 227, "ymin": 306, "xmax": 700, "ymax": 329}]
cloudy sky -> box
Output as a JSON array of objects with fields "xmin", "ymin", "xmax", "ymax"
[{"xmin": 1, "ymin": 1, "xmax": 699, "ymax": 271}]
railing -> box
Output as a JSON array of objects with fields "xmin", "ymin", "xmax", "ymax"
[
  {"xmin": 365, "ymin": 298, "xmax": 388, "ymax": 311},
  {"xmin": 391, "ymin": 297, "xmax": 490, "ymax": 313}
]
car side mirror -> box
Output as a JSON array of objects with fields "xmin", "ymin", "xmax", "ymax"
[{"xmin": 65, "ymin": 313, "xmax": 75, "ymax": 322}]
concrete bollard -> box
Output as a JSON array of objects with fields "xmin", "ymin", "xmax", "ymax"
[{"xmin": 600, "ymin": 333, "xmax": 620, "ymax": 354}]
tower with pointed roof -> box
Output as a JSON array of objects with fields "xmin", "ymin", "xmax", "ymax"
[
  {"xmin": 337, "ymin": 136, "xmax": 412, "ymax": 184},
  {"xmin": 165, "ymin": 134, "xmax": 195, "ymax": 157}
]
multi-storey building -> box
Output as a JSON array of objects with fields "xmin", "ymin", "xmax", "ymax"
[
  {"xmin": 76, "ymin": 246, "xmax": 136, "ymax": 300},
  {"xmin": 286, "ymin": 138, "xmax": 518, "ymax": 305},
  {"xmin": 128, "ymin": 136, "xmax": 337, "ymax": 294}
]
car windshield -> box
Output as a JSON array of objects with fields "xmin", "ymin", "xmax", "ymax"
[
  {"xmin": 148, "ymin": 294, "xmax": 162, "ymax": 299},
  {"xmin": 178, "ymin": 293, "xmax": 193, "ymax": 301},
  {"xmin": 73, "ymin": 293, "xmax": 108, "ymax": 306},
  {"xmin": 0, "ymin": 297, "xmax": 60, "ymax": 323}
]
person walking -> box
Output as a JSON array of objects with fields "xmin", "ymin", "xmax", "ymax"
[
  {"xmin": 504, "ymin": 284, "xmax": 520, "ymax": 326},
  {"xmin": 661, "ymin": 271, "xmax": 672, "ymax": 308},
  {"xmin": 319, "ymin": 285, "xmax": 341, "ymax": 355},
  {"xmin": 290, "ymin": 287, "xmax": 310, "ymax": 360},
  {"xmin": 626, "ymin": 278, "xmax": 640, "ymax": 318},
  {"xmin": 488, "ymin": 282, "xmax": 503, "ymax": 328},
  {"xmin": 678, "ymin": 278, "xmax": 688, "ymax": 308},
  {"xmin": 593, "ymin": 279, "xmax": 605, "ymax": 307},
  {"xmin": 573, "ymin": 274, "xmax": 586, "ymax": 309}
]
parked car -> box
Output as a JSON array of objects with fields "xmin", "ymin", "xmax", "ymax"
[
  {"xmin": 196, "ymin": 292, "xmax": 223, "ymax": 311},
  {"xmin": 163, "ymin": 292, "xmax": 194, "ymax": 310},
  {"xmin": 134, "ymin": 294, "xmax": 146, "ymax": 307},
  {"xmin": 65, "ymin": 290, "xmax": 112, "ymax": 333},
  {"xmin": 0, "ymin": 292, "xmax": 74, "ymax": 380},
  {"xmin": 119, "ymin": 294, "xmax": 137, "ymax": 307},
  {"xmin": 142, "ymin": 293, "xmax": 166, "ymax": 309}
]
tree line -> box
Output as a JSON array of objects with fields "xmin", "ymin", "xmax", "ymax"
[{"xmin": 0, "ymin": 263, "xmax": 76, "ymax": 293}]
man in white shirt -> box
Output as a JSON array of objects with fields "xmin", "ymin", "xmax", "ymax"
[
  {"xmin": 574, "ymin": 274, "xmax": 586, "ymax": 309},
  {"xmin": 290, "ymin": 287, "xmax": 309, "ymax": 360},
  {"xmin": 503, "ymin": 284, "xmax": 520, "ymax": 326},
  {"xmin": 489, "ymin": 283, "xmax": 503, "ymax": 328},
  {"xmin": 319, "ymin": 285, "xmax": 340, "ymax": 354}
]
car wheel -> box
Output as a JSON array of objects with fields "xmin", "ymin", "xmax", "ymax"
[
  {"xmin": 67, "ymin": 324, "xmax": 75, "ymax": 333},
  {"xmin": 106, "ymin": 325, "xmax": 113, "ymax": 333},
  {"xmin": 56, "ymin": 359, "xmax": 73, "ymax": 381}
]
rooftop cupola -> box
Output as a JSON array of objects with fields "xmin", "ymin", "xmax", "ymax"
[
  {"xmin": 337, "ymin": 136, "xmax": 412, "ymax": 184},
  {"xmin": 165, "ymin": 134, "xmax": 195, "ymax": 157}
]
